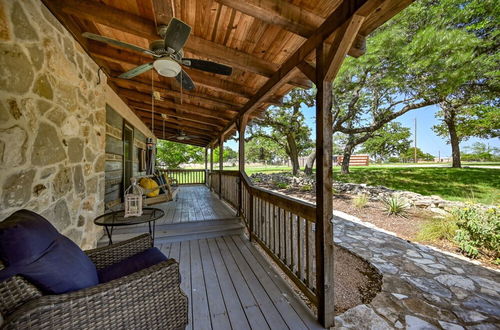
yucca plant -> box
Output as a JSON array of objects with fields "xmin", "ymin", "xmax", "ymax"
[
  {"xmin": 383, "ymin": 195, "xmax": 410, "ymax": 216},
  {"xmin": 353, "ymin": 194, "xmax": 369, "ymax": 208}
]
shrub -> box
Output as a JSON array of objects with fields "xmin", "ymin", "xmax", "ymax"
[
  {"xmin": 353, "ymin": 194, "xmax": 369, "ymax": 208},
  {"xmin": 300, "ymin": 184, "xmax": 313, "ymax": 192},
  {"xmin": 453, "ymin": 206, "xmax": 499, "ymax": 261},
  {"xmin": 416, "ymin": 217, "xmax": 458, "ymax": 242},
  {"xmin": 275, "ymin": 182, "xmax": 289, "ymax": 189},
  {"xmin": 383, "ymin": 195, "xmax": 410, "ymax": 216}
]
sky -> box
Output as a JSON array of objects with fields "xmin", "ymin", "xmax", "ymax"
[{"xmin": 226, "ymin": 103, "xmax": 499, "ymax": 158}]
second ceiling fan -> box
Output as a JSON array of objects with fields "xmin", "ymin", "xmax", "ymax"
[{"xmin": 82, "ymin": 17, "xmax": 232, "ymax": 91}]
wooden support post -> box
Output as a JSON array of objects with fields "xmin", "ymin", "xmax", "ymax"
[
  {"xmin": 204, "ymin": 147, "xmax": 208, "ymax": 184},
  {"xmin": 219, "ymin": 138, "xmax": 223, "ymax": 198},
  {"xmin": 237, "ymin": 115, "xmax": 248, "ymax": 216},
  {"xmin": 315, "ymin": 41, "xmax": 335, "ymax": 328},
  {"xmin": 210, "ymin": 147, "xmax": 214, "ymax": 190},
  {"xmin": 249, "ymin": 193, "xmax": 254, "ymax": 242}
]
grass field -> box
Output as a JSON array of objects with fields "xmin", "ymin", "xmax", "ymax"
[
  {"xmin": 182, "ymin": 164, "xmax": 499, "ymax": 204},
  {"xmin": 333, "ymin": 166, "xmax": 499, "ymax": 205}
]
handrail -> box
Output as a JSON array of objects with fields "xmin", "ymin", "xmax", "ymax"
[
  {"xmin": 158, "ymin": 168, "xmax": 207, "ymax": 185},
  {"xmin": 240, "ymin": 173, "xmax": 316, "ymax": 221},
  {"xmin": 211, "ymin": 169, "xmax": 318, "ymax": 306}
]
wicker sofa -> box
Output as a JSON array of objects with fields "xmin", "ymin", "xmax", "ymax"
[{"xmin": 0, "ymin": 234, "xmax": 188, "ymax": 329}]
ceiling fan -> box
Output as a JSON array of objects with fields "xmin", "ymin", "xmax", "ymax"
[
  {"xmin": 82, "ymin": 18, "xmax": 232, "ymax": 91},
  {"xmin": 167, "ymin": 130, "xmax": 202, "ymax": 141}
]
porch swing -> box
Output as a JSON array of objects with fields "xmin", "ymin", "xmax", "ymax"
[{"xmin": 135, "ymin": 75, "xmax": 179, "ymax": 206}]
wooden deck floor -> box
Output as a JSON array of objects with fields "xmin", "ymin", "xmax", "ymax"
[
  {"xmin": 156, "ymin": 185, "xmax": 236, "ymax": 225},
  {"xmin": 100, "ymin": 185, "xmax": 323, "ymax": 328},
  {"xmin": 159, "ymin": 235, "xmax": 323, "ymax": 330}
]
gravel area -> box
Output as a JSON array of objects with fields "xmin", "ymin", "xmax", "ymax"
[{"xmin": 334, "ymin": 244, "xmax": 382, "ymax": 314}]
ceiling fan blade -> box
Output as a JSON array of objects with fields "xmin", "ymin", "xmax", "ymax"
[
  {"xmin": 164, "ymin": 18, "xmax": 192, "ymax": 52},
  {"xmin": 82, "ymin": 32, "xmax": 158, "ymax": 57},
  {"xmin": 182, "ymin": 58, "xmax": 232, "ymax": 76},
  {"xmin": 175, "ymin": 70, "xmax": 195, "ymax": 91},
  {"xmin": 118, "ymin": 62, "xmax": 154, "ymax": 79}
]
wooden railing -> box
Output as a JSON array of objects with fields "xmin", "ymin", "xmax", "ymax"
[
  {"xmin": 158, "ymin": 169, "xmax": 207, "ymax": 185},
  {"xmin": 210, "ymin": 170, "xmax": 318, "ymax": 305}
]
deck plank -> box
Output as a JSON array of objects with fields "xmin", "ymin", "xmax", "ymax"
[
  {"xmin": 199, "ymin": 239, "xmax": 232, "ymax": 330},
  {"xmin": 207, "ymin": 238, "xmax": 251, "ymax": 330},
  {"xmin": 179, "ymin": 240, "xmax": 193, "ymax": 330},
  {"xmin": 190, "ymin": 240, "xmax": 212, "ymax": 330},
  {"xmin": 215, "ymin": 237, "xmax": 270, "ymax": 330},
  {"xmin": 223, "ymin": 235, "xmax": 289, "ymax": 329},
  {"xmin": 235, "ymin": 235, "xmax": 323, "ymax": 330}
]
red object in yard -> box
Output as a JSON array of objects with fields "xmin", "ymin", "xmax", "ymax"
[{"xmin": 336, "ymin": 155, "xmax": 369, "ymax": 166}]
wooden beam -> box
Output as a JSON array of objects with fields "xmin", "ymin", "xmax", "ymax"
[
  {"xmin": 237, "ymin": 115, "xmax": 248, "ymax": 216},
  {"xmin": 117, "ymin": 88, "xmax": 235, "ymax": 120},
  {"xmin": 315, "ymin": 41, "xmax": 335, "ymax": 328},
  {"xmin": 215, "ymin": 0, "xmax": 366, "ymax": 58},
  {"xmin": 128, "ymin": 101, "xmax": 227, "ymax": 128},
  {"xmin": 49, "ymin": 0, "xmax": 309, "ymax": 87},
  {"xmin": 210, "ymin": 147, "xmax": 214, "ymax": 171},
  {"xmin": 214, "ymin": 0, "xmax": 376, "ymax": 144},
  {"xmin": 219, "ymin": 136, "xmax": 224, "ymax": 197},
  {"xmin": 109, "ymin": 75, "xmax": 243, "ymax": 110},
  {"xmin": 297, "ymin": 61, "xmax": 316, "ymax": 83},
  {"xmin": 143, "ymin": 118, "xmax": 216, "ymax": 139},
  {"xmin": 132, "ymin": 107, "xmax": 224, "ymax": 131},
  {"xmin": 151, "ymin": 0, "xmax": 173, "ymax": 27},
  {"xmin": 324, "ymin": 15, "xmax": 365, "ymax": 82}
]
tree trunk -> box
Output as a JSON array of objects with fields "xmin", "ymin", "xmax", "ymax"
[
  {"xmin": 304, "ymin": 151, "xmax": 316, "ymax": 175},
  {"xmin": 287, "ymin": 134, "xmax": 300, "ymax": 175},
  {"xmin": 444, "ymin": 107, "xmax": 461, "ymax": 168},
  {"xmin": 341, "ymin": 142, "xmax": 355, "ymax": 174}
]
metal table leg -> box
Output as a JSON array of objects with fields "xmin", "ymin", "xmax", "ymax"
[{"xmin": 104, "ymin": 225, "xmax": 113, "ymax": 245}]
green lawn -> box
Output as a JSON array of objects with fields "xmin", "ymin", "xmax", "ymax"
[
  {"xmin": 182, "ymin": 164, "xmax": 499, "ymax": 204},
  {"xmin": 236, "ymin": 165, "xmax": 499, "ymax": 205},
  {"xmin": 333, "ymin": 167, "xmax": 499, "ymax": 205}
]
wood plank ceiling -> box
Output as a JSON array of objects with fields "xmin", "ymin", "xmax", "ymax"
[{"xmin": 42, "ymin": 0, "xmax": 413, "ymax": 147}]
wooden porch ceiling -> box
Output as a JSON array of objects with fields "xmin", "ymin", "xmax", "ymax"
[{"xmin": 43, "ymin": 0, "xmax": 413, "ymax": 148}]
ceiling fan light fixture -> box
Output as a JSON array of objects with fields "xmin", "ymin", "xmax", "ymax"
[{"xmin": 153, "ymin": 58, "xmax": 181, "ymax": 77}]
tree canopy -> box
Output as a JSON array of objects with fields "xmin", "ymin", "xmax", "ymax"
[
  {"xmin": 329, "ymin": 0, "xmax": 498, "ymax": 171},
  {"xmin": 360, "ymin": 122, "xmax": 411, "ymax": 162},
  {"xmin": 247, "ymin": 89, "xmax": 314, "ymax": 174},
  {"xmin": 156, "ymin": 140, "xmax": 204, "ymax": 168}
]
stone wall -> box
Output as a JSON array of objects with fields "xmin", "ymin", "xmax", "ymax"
[{"xmin": 0, "ymin": 0, "xmax": 107, "ymax": 249}]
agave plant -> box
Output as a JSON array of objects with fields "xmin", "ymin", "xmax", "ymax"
[{"xmin": 383, "ymin": 195, "xmax": 410, "ymax": 216}]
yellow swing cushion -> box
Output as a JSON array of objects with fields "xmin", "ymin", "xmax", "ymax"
[{"xmin": 139, "ymin": 178, "xmax": 159, "ymax": 197}]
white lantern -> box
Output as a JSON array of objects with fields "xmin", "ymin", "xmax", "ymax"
[{"xmin": 124, "ymin": 178, "xmax": 144, "ymax": 217}]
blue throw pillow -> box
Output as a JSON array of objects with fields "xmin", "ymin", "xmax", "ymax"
[
  {"xmin": 98, "ymin": 247, "xmax": 167, "ymax": 283},
  {"xmin": 0, "ymin": 209, "xmax": 99, "ymax": 294},
  {"xmin": 0, "ymin": 209, "xmax": 60, "ymax": 265}
]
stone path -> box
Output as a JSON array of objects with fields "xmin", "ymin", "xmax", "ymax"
[{"xmin": 333, "ymin": 211, "xmax": 500, "ymax": 330}]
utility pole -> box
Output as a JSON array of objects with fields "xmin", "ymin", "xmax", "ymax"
[
  {"xmin": 438, "ymin": 150, "xmax": 441, "ymax": 163},
  {"xmin": 414, "ymin": 118, "xmax": 417, "ymax": 163}
]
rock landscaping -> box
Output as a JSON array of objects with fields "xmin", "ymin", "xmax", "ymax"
[
  {"xmin": 250, "ymin": 172, "xmax": 492, "ymax": 215},
  {"xmin": 333, "ymin": 213, "xmax": 500, "ymax": 329}
]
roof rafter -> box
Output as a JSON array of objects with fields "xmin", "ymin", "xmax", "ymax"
[
  {"xmin": 130, "ymin": 103, "xmax": 226, "ymax": 129},
  {"xmin": 109, "ymin": 76, "xmax": 242, "ymax": 110},
  {"xmin": 117, "ymin": 88, "xmax": 235, "ymax": 120}
]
